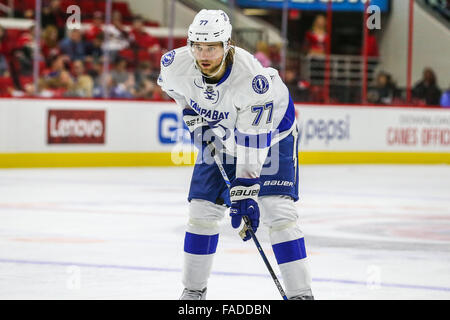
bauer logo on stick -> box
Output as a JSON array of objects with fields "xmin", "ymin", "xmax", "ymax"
[{"xmin": 252, "ymin": 75, "xmax": 269, "ymax": 94}]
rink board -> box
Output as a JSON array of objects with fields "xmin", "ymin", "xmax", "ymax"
[{"xmin": 0, "ymin": 98, "xmax": 449, "ymax": 167}]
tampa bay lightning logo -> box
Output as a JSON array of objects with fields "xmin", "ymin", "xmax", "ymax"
[
  {"xmin": 161, "ymin": 50, "xmax": 175, "ymax": 67},
  {"xmin": 252, "ymin": 75, "xmax": 269, "ymax": 94},
  {"xmin": 203, "ymin": 86, "xmax": 220, "ymax": 104}
]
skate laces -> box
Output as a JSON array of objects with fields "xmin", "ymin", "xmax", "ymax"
[{"xmin": 181, "ymin": 288, "xmax": 205, "ymax": 300}]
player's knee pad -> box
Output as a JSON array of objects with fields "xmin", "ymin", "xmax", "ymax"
[
  {"xmin": 259, "ymin": 195, "xmax": 305, "ymax": 245},
  {"xmin": 187, "ymin": 199, "xmax": 226, "ymax": 235},
  {"xmin": 259, "ymin": 195, "xmax": 299, "ymax": 231}
]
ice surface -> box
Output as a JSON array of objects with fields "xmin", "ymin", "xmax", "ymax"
[{"xmin": 0, "ymin": 165, "xmax": 449, "ymax": 300}]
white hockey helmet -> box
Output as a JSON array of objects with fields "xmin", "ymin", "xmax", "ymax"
[{"xmin": 188, "ymin": 9, "xmax": 232, "ymax": 53}]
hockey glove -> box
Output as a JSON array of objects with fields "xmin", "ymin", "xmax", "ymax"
[
  {"xmin": 229, "ymin": 178, "xmax": 261, "ymax": 241},
  {"xmin": 182, "ymin": 108, "xmax": 210, "ymax": 149}
]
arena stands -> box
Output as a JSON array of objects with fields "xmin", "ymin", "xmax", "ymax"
[{"xmin": 0, "ymin": 0, "xmax": 448, "ymax": 106}]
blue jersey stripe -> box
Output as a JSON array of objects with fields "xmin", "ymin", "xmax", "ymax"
[
  {"xmin": 272, "ymin": 238, "xmax": 307, "ymax": 265},
  {"xmin": 276, "ymin": 95, "xmax": 295, "ymax": 133},
  {"xmin": 184, "ymin": 232, "xmax": 219, "ymax": 255},
  {"xmin": 234, "ymin": 130, "xmax": 272, "ymax": 149}
]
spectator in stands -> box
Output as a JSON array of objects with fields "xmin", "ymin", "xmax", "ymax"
[
  {"xmin": 135, "ymin": 61, "xmax": 158, "ymax": 86},
  {"xmin": 94, "ymin": 73, "xmax": 135, "ymax": 99},
  {"xmin": 134, "ymin": 61, "xmax": 159, "ymax": 99},
  {"xmin": 112, "ymin": 10, "xmax": 127, "ymax": 34},
  {"xmin": 23, "ymin": 9, "xmax": 34, "ymax": 20},
  {"xmin": 284, "ymin": 68, "xmax": 309, "ymax": 102},
  {"xmin": 114, "ymin": 76, "xmax": 137, "ymax": 99},
  {"xmin": 102, "ymin": 11, "xmax": 130, "ymax": 60},
  {"xmin": 441, "ymin": 85, "xmax": 450, "ymax": 107},
  {"xmin": 59, "ymin": 29, "xmax": 87, "ymax": 61},
  {"xmin": 85, "ymin": 34, "xmax": 104, "ymax": 64},
  {"xmin": 268, "ymin": 43, "xmax": 281, "ymax": 68},
  {"xmin": 0, "ymin": 26, "xmax": 12, "ymax": 76},
  {"xmin": 0, "ymin": 54, "xmax": 9, "ymax": 77},
  {"xmin": 253, "ymin": 41, "xmax": 272, "ymax": 68},
  {"xmin": 41, "ymin": 25, "xmax": 61, "ymax": 62},
  {"xmin": 42, "ymin": 55, "xmax": 67, "ymax": 80},
  {"xmin": 93, "ymin": 73, "xmax": 111, "ymax": 98},
  {"xmin": 0, "ymin": 26, "xmax": 8, "ymax": 53},
  {"xmin": 363, "ymin": 30, "xmax": 380, "ymax": 80},
  {"xmin": 14, "ymin": 26, "xmax": 35, "ymax": 76},
  {"xmin": 134, "ymin": 76, "xmax": 157, "ymax": 99},
  {"xmin": 88, "ymin": 61, "xmax": 105, "ymax": 95},
  {"xmin": 363, "ymin": 30, "xmax": 380, "ymax": 58},
  {"xmin": 111, "ymin": 57, "xmax": 132, "ymax": 85},
  {"xmin": 303, "ymin": 14, "xmax": 329, "ymax": 57},
  {"xmin": 413, "ymin": 68, "xmax": 442, "ymax": 106},
  {"xmin": 368, "ymin": 72, "xmax": 398, "ymax": 105},
  {"xmin": 85, "ymin": 11, "xmax": 104, "ymax": 42},
  {"xmin": 65, "ymin": 60, "xmax": 94, "ymax": 98},
  {"xmin": 130, "ymin": 16, "xmax": 161, "ymax": 53},
  {"xmin": 39, "ymin": 69, "xmax": 73, "ymax": 98},
  {"xmin": 41, "ymin": 0, "xmax": 65, "ymax": 40}
]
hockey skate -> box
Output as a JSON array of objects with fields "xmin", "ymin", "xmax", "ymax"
[
  {"xmin": 179, "ymin": 287, "xmax": 207, "ymax": 300},
  {"xmin": 289, "ymin": 289, "xmax": 314, "ymax": 300},
  {"xmin": 289, "ymin": 295, "xmax": 314, "ymax": 300}
]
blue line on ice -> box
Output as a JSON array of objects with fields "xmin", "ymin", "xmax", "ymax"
[{"xmin": 1, "ymin": 258, "xmax": 449, "ymax": 293}]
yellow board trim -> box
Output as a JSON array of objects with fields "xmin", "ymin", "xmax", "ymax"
[
  {"xmin": 0, "ymin": 152, "xmax": 449, "ymax": 168},
  {"xmin": 298, "ymin": 152, "xmax": 450, "ymax": 164},
  {"xmin": 0, "ymin": 152, "xmax": 197, "ymax": 168}
]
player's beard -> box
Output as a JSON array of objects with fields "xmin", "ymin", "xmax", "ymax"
[{"xmin": 197, "ymin": 56, "xmax": 225, "ymax": 78}]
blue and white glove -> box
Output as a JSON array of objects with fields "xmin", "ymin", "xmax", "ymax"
[
  {"xmin": 229, "ymin": 178, "xmax": 261, "ymax": 242},
  {"xmin": 182, "ymin": 108, "xmax": 209, "ymax": 148}
]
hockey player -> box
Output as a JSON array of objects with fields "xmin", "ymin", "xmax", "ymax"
[{"xmin": 157, "ymin": 9, "xmax": 313, "ymax": 300}]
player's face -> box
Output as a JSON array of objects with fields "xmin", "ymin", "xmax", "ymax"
[{"xmin": 191, "ymin": 42, "xmax": 225, "ymax": 76}]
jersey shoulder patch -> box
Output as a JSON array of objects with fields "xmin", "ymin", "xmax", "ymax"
[
  {"xmin": 161, "ymin": 50, "xmax": 176, "ymax": 67},
  {"xmin": 252, "ymin": 75, "xmax": 270, "ymax": 94},
  {"xmin": 233, "ymin": 47, "xmax": 272, "ymax": 96}
]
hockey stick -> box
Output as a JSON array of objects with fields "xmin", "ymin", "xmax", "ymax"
[{"xmin": 206, "ymin": 141, "xmax": 288, "ymax": 300}]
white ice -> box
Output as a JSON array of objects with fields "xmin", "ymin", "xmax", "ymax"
[{"xmin": 0, "ymin": 165, "xmax": 449, "ymax": 300}]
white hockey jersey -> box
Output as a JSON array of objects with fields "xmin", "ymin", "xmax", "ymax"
[{"xmin": 157, "ymin": 46, "xmax": 296, "ymax": 179}]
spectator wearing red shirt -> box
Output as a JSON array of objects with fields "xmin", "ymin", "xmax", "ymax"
[
  {"xmin": 366, "ymin": 32, "xmax": 379, "ymax": 58},
  {"xmin": 14, "ymin": 26, "xmax": 36, "ymax": 76},
  {"xmin": 303, "ymin": 14, "xmax": 329, "ymax": 57},
  {"xmin": 85, "ymin": 11, "xmax": 104, "ymax": 42},
  {"xmin": 361, "ymin": 30, "xmax": 379, "ymax": 58},
  {"xmin": 129, "ymin": 16, "xmax": 161, "ymax": 53}
]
